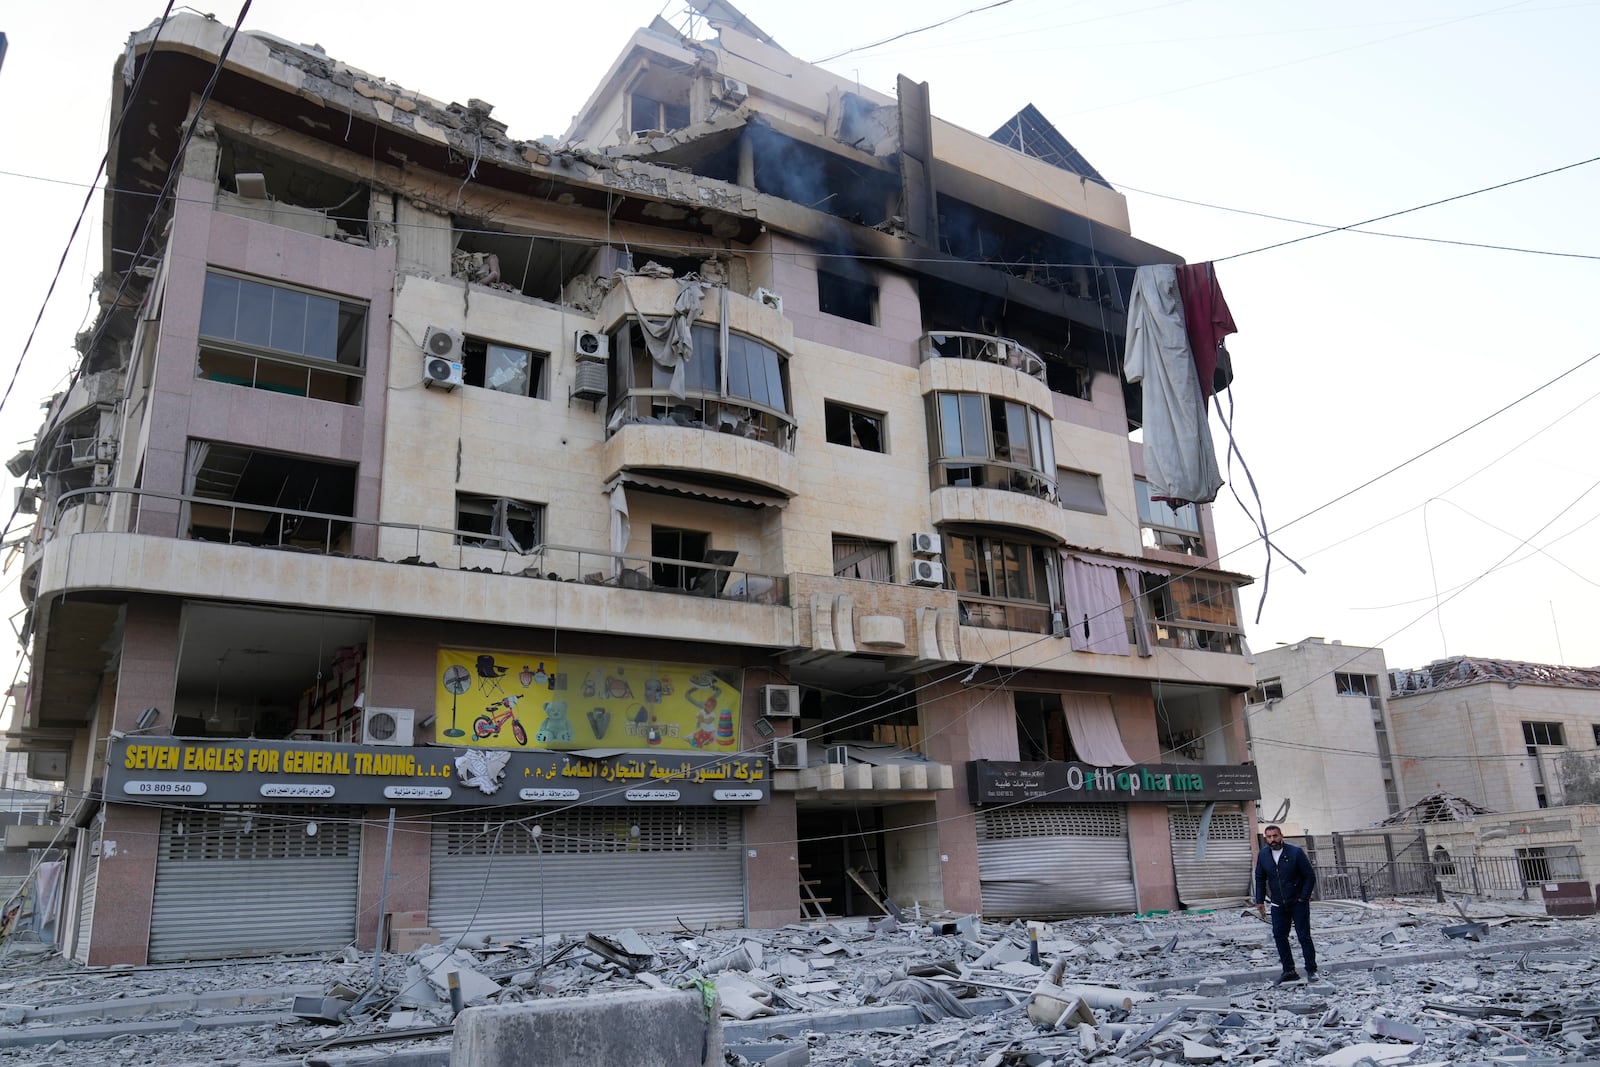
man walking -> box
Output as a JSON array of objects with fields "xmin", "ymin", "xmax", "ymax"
[{"xmin": 1253, "ymin": 824, "xmax": 1317, "ymax": 983}]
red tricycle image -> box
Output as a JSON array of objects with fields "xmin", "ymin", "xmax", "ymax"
[{"xmin": 475, "ymin": 695, "xmax": 528, "ymax": 745}]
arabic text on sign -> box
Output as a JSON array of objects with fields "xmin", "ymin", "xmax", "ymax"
[
  {"xmin": 384, "ymin": 785, "xmax": 452, "ymax": 800},
  {"xmin": 260, "ymin": 783, "xmax": 336, "ymax": 798},
  {"xmin": 712, "ymin": 789, "xmax": 763, "ymax": 801},
  {"xmin": 625, "ymin": 789, "xmax": 680, "ymax": 802},
  {"xmin": 520, "ymin": 788, "xmax": 580, "ymax": 801}
]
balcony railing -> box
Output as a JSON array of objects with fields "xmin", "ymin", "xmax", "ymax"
[
  {"xmin": 933, "ymin": 460, "xmax": 1057, "ymax": 502},
  {"xmin": 44, "ymin": 486, "xmax": 789, "ymax": 607},
  {"xmin": 958, "ymin": 596, "xmax": 1053, "ymax": 634},
  {"xmin": 920, "ymin": 332, "xmax": 1047, "ymax": 383},
  {"xmin": 1149, "ymin": 621, "xmax": 1243, "ymax": 655},
  {"xmin": 607, "ymin": 391, "xmax": 796, "ymax": 452}
]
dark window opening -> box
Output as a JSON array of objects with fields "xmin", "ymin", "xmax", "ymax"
[
  {"xmin": 1015, "ymin": 693, "xmax": 1077, "ymax": 762},
  {"xmin": 818, "ymin": 272, "xmax": 877, "ymax": 324},
  {"xmin": 1248, "ymin": 679, "xmax": 1285, "ymax": 704},
  {"xmin": 825, "ymin": 401, "xmax": 885, "ymax": 451},
  {"xmin": 651, "ymin": 527, "xmax": 710, "ymax": 592},
  {"xmin": 1334, "ymin": 673, "xmax": 1378, "ymax": 698},
  {"xmin": 1524, "ymin": 721, "xmax": 1566, "ymax": 747},
  {"xmin": 184, "ymin": 441, "xmax": 356, "ymax": 550},
  {"xmin": 460, "ymin": 337, "xmax": 548, "ymax": 399},
  {"xmin": 450, "ymin": 221, "xmax": 574, "ymax": 301},
  {"xmin": 809, "ymin": 689, "xmax": 921, "ymax": 751},
  {"xmin": 217, "ymin": 135, "xmax": 370, "ymax": 241},
  {"xmin": 631, "ymin": 92, "xmax": 690, "ymax": 135},
  {"xmin": 456, "ymin": 495, "xmax": 543, "ymax": 553}
]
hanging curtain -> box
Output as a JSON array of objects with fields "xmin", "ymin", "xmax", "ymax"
[
  {"xmin": 1062, "ymin": 693, "xmax": 1135, "ymax": 766},
  {"xmin": 608, "ymin": 484, "xmax": 630, "ymax": 580},
  {"xmin": 1060, "ymin": 553, "xmax": 1131, "ymax": 656},
  {"xmin": 623, "ymin": 278, "xmax": 703, "ymax": 398}
]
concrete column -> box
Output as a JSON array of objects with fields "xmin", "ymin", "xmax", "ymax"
[
  {"xmin": 356, "ymin": 806, "xmax": 432, "ymax": 950},
  {"xmin": 744, "ymin": 794, "xmax": 798, "ymax": 928}
]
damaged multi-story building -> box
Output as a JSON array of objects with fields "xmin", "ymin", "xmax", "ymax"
[{"xmin": 6, "ymin": 3, "xmax": 1260, "ymax": 965}]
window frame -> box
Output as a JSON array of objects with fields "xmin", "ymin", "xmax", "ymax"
[
  {"xmin": 455, "ymin": 494, "xmax": 544, "ymax": 553},
  {"xmin": 1523, "ymin": 720, "xmax": 1566, "ymax": 747},
  {"xmin": 197, "ymin": 270, "xmax": 367, "ymax": 403},
  {"xmin": 1056, "ymin": 467, "xmax": 1106, "ymax": 514},
  {"xmin": 824, "ymin": 401, "xmax": 886, "ymax": 452},
  {"xmin": 460, "ymin": 336, "xmax": 549, "ymax": 399},
  {"xmin": 832, "ymin": 534, "xmax": 895, "ymax": 582},
  {"xmin": 1248, "ymin": 679, "xmax": 1285, "ymax": 704},
  {"xmin": 928, "ymin": 391, "xmax": 1057, "ymax": 496},
  {"xmin": 651, "ymin": 526, "xmax": 711, "ymax": 592},
  {"xmin": 816, "ymin": 271, "xmax": 878, "ymax": 324},
  {"xmin": 1334, "ymin": 672, "xmax": 1378, "ymax": 698}
]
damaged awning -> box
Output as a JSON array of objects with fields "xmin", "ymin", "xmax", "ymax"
[{"xmin": 609, "ymin": 472, "xmax": 787, "ymax": 509}]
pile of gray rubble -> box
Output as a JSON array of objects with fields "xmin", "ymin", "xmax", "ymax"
[{"xmin": 2, "ymin": 898, "xmax": 1599, "ymax": 1066}]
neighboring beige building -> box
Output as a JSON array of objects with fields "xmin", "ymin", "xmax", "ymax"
[
  {"xmin": 1388, "ymin": 658, "xmax": 1600, "ymax": 813},
  {"xmin": 7, "ymin": 4, "xmax": 1259, "ymax": 966},
  {"xmin": 1247, "ymin": 638, "xmax": 1403, "ymax": 834}
]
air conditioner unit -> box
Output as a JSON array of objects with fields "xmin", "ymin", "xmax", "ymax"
[
  {"xmin": 909, "ymin": 559, "xmax": 945, "ymax": 586},
  {"xmin": 14, "ymin": 488, "xmax": 36, "ymax": 515},
  {"xmin": 574, "ymin": 330, "xmax": 609, "ymax": 361},
  {"xmin": 909, "ymin": 530, "xmax": 941, "ymax": 556},
  {"xmin": 362, "ymin": 706, "xmax": 415, "ymax": 747},
  {"xmin": 754, "ymin": 287, "xmax": 783, "ymax": 314},
  {"xmin": 720, "ymin": 76, "xmax": 749, "ymax": 103},
  {"xmin": 423, "ymin": 356, "xmax": 464, "ymax": 390},
  {"xmin": 572, "ymin": 360, "xmax": 608, "ymax": 402},
  {"xmin": 770, "ymin": 737, "xmax": 807, "ymax": 771},
  {"xmin": 423, "ymin": 325, "xmax": 463, "ymax": 361},
  {"xmin": 91, "ymin": 463, "xmax": 112, "ymax": 487},
  {"xmin": 96, "ymin": 438, "xmax": 117, "ymax": 462},
  {"xmin": 759, "ymin": 684, "xmax": 800, "ymax": 719},
  {"xmin": 68, "ymin": 438, "xmax": 96, "ymax": 466}
]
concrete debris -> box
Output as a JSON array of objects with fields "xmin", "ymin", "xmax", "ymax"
[{"xmin": 5, "ymin": 898, "xmax": 1600, "ymax": 1065}]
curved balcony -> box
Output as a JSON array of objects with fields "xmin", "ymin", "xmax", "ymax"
[
  {"xmin": 930, "ymin": 482, "xmax": 1065, "ymax": 543},
  {"xmin": 921, "ymin": 332, "xmax": 1046, "ymax": 381},
  {"xmin": 603, "ymin": 393, "xmax": 800, "ymax": 499}
]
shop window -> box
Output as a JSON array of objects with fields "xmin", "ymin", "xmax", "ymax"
[
  {"xmin": 456, "ymin": 494, "xmax": 543, "ymax": 553},
  {"xmin": 461, "ymin": 337, "xmax": 547, "ymax": 398},
  {"xmin": 833, "ymin": 535, "xmax": 894, "ymax": 582},
  {"xmin": 197, "ymin": 271, "xmax": 366, "ymax": 404},
  {"xmin": 818, "ymin": 271, "xmax": 877, "ymax": 324},
  {"xmin": 825, "ymin": 401, "xmax": 885, "ymax": 451}
]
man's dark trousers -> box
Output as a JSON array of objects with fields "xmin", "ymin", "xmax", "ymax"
[{"xmin": 1270, "ymin": 899, "xmax": 1315, "ymax": 975}]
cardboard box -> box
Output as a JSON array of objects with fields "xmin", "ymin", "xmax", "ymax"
[
  {"xmin": 387, "ymin": 910, "xmax": 428, "ymax": 930},
  {"xmin": 388, "ymin": 926, "xmax": 440, "ymax": 952}
]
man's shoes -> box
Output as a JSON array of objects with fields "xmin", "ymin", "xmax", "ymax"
[
  {"xmin": 1307, "ymin": 967, "xmax": 1319, "ymax": 980},
  {"xmin": 1274, "ymin": 971, "xmax": 1301, "ymax": 985}
]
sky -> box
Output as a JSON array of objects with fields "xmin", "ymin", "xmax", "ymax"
[{"xmin": 1, "ymin": 0, "xmax": 1597, "ymax": 676}]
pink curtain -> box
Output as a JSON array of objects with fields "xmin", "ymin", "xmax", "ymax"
[
  {"xmin": 1062, "ymin": 693, "xmax": 1135, "ymax": 766},
  {"xmin": 1060, "ymin": 555, "xmax": 1131, "ymax": 655}
]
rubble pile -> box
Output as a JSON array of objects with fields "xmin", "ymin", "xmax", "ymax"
[{"xmin": 1, "ymin": 899, "xmax": 1598, "ymax": 1065}]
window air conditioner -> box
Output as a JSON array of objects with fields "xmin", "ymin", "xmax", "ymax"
[
  {"xmin": 14, "ymin": 488, "xmax": 35, "ymax": 515},
  {"xmin": 69, "ymin": 438, "xmax": 97, "ymax": 467},
  {"xmin": 362, "ymin": 706, "xmax": 415, "ymax": 747},
  {"xmin": 423, "ymin": 325, "xmax": 463, "ymax": 361},
  {"xmin": 755, "ymin": 287, "xmax": 783, "ymax": 314},
  {"xmin": 574, "ymin": 330, "xmax": 609, "ymax": 361},
  {"xmin": 572, "ymin": 360, "xmax": 608, "ymax": 402},
  {"xmin": 770, "ymin": 737, "xmax": 807, "ymax": 770},
  {"xmin": 909, "ymin": 559, "xmax": 945, "ymax": 586},
  {"xmin": 720, "ymin": 76, "xmax": 749, "ymax": 103},
  {"xmin": 759, "ymin": 684, "xmax": 800, "ymax": 719},
  {"xmin": 909, "ymin": 530, "xmax": 941, "ymax": 557}
]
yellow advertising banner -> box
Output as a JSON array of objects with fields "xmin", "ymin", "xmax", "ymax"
[{"xmin": 435, "ymin": 649, "xmax": 744, "ymax": 751}]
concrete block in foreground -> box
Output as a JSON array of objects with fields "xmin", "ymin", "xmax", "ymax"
[{"xmin": 451, "ymin": 989, "xmax": 721, "ymax": 1067}]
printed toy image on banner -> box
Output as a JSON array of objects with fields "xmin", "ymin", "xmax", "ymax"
[{"xmin": 435, "ymin": 649, "xmax": 744, "ymax": 751}]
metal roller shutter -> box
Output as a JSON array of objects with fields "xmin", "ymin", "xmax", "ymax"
[
  {"xmin": 976, "ymin": 805, "xmax": 1136, "ymax": 918},
  {"xmin": 149, "ymin": 805, "xmax": 361, "ymax": 962},
  {"xmin": 71, "ymin": 824, "xmax": 100, "ymax": 965},
  {"xmin": 430, "ymin": 808, "xmax": 744, "ymax": 940},
  {"xmin": 1169, "ymin": 804, "xmax": 1253, "ymax": 907}
]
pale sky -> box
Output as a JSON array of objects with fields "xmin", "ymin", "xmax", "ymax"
[{"xmin": 2, "ymin": 1, "xmax": 1597, "ymax": 677}]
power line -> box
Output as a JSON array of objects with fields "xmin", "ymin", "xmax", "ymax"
[{"xmin": 811, "ymin": 0, "xmax": 1020, "ymax": 64}]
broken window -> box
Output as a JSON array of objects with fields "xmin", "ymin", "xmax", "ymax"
[
  {"xmin": 651, "ymin": 527, "xmax": 709, "ymax": 592},
  {"xmin": 1334, "ymin": 673, "xmax": 1378, "ymax": 697},
  {"xmin": 832, "ymin": 535, "xmax": 894, "ymax": 582},
  {"xmin": 197, "ymin": 271, "xmax": 366, "ymax": 404},
  {"xmin": 460, "ymin": 337, "xmax": 547, "ymax": 399},
  {"xmin": 184, "ymin": 440, "xmax": 357, "ymax": 550},
  {"xmin": 1248, "ymin": 679, "xmax": 1285, "ymax": 704},
  {"xmin": 1140, "ymin": 574, "xmax": 1243, "ymax": 654},
  {"xmin": 812, "ymin": 688, "xmax": 922, "ymax": 751},
  {"xmin": 817, "ymin": 271, "xmax": 877, "ymax": 324},
  {"xmin": 1056, "ymin": 467, "xmax": 1105, "ymax": 514},
  {"xmin": 947, "ymin": 533, "xmax": 1054, "ymax": 632},
  {"xmin": 1523, "ymin": 721, "xmax": 1566, "ymax": 747},
  {"xmin": 1135, "ymin": 478, "xmax": 1203, "ymax": 554},
  {"xmin": 927, "ymin": 392, "xmax": 1056, "ymax": 499},
  {"xmin": 456, "ymin": 494, "xmax": 543, "ymax": 553},
  {"xmin": 217, "ymin": 135, "xmax": 370, "ymax": 241},
  {"xmin": 824, "ymin": 401, "xmax": 885, "ymax": 451},
  {"xmin": 630, "ymin": 92, "xmax": 689, "ymax": 135}
]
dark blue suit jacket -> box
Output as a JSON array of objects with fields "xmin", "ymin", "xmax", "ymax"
[{"xmin": 1254, "ymin": 842, "xmax": 1316, "ymax": 906}]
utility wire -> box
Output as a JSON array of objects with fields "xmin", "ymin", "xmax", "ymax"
[{"xmin": 812, "ymin": 0, "xmax": 1019, "ymax": 64}]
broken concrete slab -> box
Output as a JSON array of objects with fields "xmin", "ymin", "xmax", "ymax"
[{"xmin": 452, "ymin": 989, "xmax": 721, "ymax": 1067}]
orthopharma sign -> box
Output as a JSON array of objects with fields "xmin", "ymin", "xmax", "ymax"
[
  {"xmin": 967, "ymin": 760, "xmax": 1260, "ymax": 806},
  {"xmin": 106, "ymin": 738, "xmax": 769, "ymax": 807}
]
